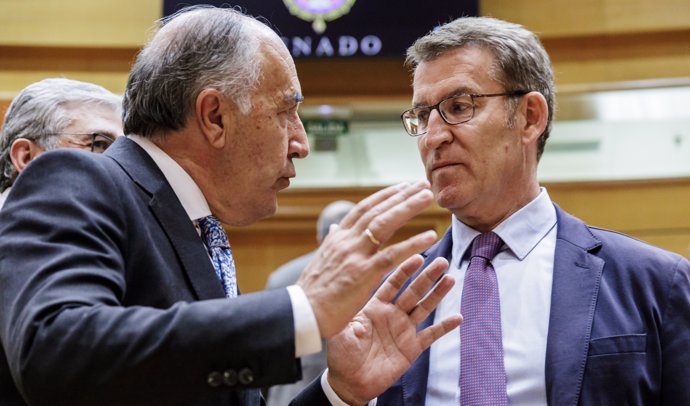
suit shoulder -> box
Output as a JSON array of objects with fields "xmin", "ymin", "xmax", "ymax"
[
  {"xmin": 589, "ymin": 226, "xmax": 684, "ymax": 262},
  {"xmin": 586, "ymin": 226, "xmax": 690, "ymax": 288}
]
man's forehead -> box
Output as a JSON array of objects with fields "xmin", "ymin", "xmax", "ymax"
[{"xmin": 412, "ymin": 49, "xmax": 494, "ymax": 105}]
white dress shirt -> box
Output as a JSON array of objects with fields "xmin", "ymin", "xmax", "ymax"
[
  {"xmin": 425, "ymin": 188, "xmax": 557, "ymax": 406},
  {"xmin": 0, "ymin": 187, "xmax": 10, "ymax": 210},
  {"xmin": 128, "ymin": 135, "xmax": 321, "ymax": 359}
]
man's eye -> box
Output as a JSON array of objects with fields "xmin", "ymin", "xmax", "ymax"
[
  {"xmin": 416, "ymin": 109, "xmax": 430, "ymax": 122},
  {"xmin": 449, "ymin": 100, "xmax": 471, "ymax": 113}
]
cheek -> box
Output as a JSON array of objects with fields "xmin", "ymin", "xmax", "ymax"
[{"xmin": 417, "ymin": 138, "xmax": 431, "ymax": 164}]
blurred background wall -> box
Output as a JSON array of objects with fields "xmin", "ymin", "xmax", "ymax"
[{"xmin": 1, "ymin": 0, "xmax": 689, "ymax": 291}]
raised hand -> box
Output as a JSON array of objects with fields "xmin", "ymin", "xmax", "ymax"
[
  {"xmin": 325, "ymin": 255, "xmax": 461, "ymax": 405},
  {"xmin": 297, "ymin": 181, "xmax": 439, "ymax": 338}
]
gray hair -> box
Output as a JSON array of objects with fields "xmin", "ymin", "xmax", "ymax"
[
  {"xmin": 406, "ymin": 17, "xmax": 555, "ymax": 161},
  {"xmin": 123, "ymin": 6, "xmax": 268, "ymax": 138},
  {"xmin": 0, "ymin": 78, "xmax": 122, "ymax": 191},
  {"xmin": 317, "ymin": 200, "xmax": 355, "ymax": 243}
]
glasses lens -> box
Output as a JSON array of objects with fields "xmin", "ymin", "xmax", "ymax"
[
  {"xmin": 91, "ymin": 134, "xmax": 114, "ymax": 153},
  {"xmin": 439, "ymin": 95, "xmax": 473, "ymax": 125},
  {"xmin": 402, "ymin": 108, "xmax": 428, "ymax": 136}
]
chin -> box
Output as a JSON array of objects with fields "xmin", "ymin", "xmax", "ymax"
[
  {"xmin": 220, "ymin": 196, "xmax": 278, "ymax": 227},
  {"xmin": 255, "ymin": 197, "xmax": 278, "ymax": 221},
  {"xmin": 433, "ymin": 184, "xmax": 467, "ymax": 211}
]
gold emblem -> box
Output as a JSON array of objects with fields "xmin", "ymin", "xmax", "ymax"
[{"xmin": 283, "ymin": 0, "xmax": 357, "ymax": 34}]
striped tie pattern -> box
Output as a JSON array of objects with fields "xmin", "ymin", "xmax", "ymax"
[
  {"xmin": 460, "ymin": 231, "xmax": 507, "ymax": 405},
  {"xmin": 199, "ymin": 215, "xmax": 238, "ymax": 298}
]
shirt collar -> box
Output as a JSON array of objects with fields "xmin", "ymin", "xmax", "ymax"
[
  {"xmin": 0, "ymin": 187, "xmax": 11, "ymax": 210},
  {"xmin": 451, "ymin": 188, "xmax": 557, "ymax": 264},
  {"xmin": 128, "ymin": 135, "xmax": 211, "ymax": 222}
]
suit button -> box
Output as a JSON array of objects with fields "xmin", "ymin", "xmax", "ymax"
[
  {"xmin": 207, "ymin": 371, "xmax": 223, "ymax": 388},
  {"xmin": 238, "ymin": 367, "xmax": 254, "ymax": 385},
  {"xmin": 223, "ymin": 369, "xmax": 238, "ymax": 387}
]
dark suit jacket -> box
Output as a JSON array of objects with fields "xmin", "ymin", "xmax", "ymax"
[
  {"xmin": 0, "ymin": 138, "xmax": 307, "ymax": 405},
  {"xmin": 374, "ymin": 205, "xmax": 690, "ymax": 405},
  {"xmin": 265, "ymin": 251, "xmax": 329, "ymax": 406}
]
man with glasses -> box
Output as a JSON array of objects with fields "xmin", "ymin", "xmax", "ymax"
[
  {"xmin": 0, "ymin": 78, "xmax": 122, "ymax": 209},
  {"xmin": 374, "ymin": 16, "xmax": 690, "ymax": 405}
]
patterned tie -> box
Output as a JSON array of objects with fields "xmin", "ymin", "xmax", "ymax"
[
  {"xmin": 460, "ymin": 231, "xmax": 507, "ymax": 405},
  {"xmin": 198, "ymin": 215, "xmax": 238, "ymax": 298}
]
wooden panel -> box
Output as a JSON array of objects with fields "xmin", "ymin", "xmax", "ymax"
[
  {"xmin": 482, "ymin": 0, "xmax": 690, "ymax": 37},
  {"xmin": 544, "ymin": 30, "xmax": 690, "ymax": 85},
  {"xmin": 0, "ymin": 0, "xmax": 160, "ymax": 47},
  {"xmin": 546, "ymin": 179, "xmax": 690, "ymax": 232}
]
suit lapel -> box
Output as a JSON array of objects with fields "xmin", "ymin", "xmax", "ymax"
[
  {"xmin": 106, "ymin": 137, "xmax": 225, "ymax": 300},
  {"xmin": 545, "ymin": 205, "xmax": 604, "ymax": 406},
  {"xmin": 401, "ymin": 229, "xmax": 454, "ymax": 406}
]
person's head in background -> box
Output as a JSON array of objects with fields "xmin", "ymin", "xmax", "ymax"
[
  {"xmin": 316, "ymin": 200, "xmax": 356, "ymax": 244},
  {"xmin": 0, "ymin": 78, "xmax": 123, "ymax": 192}
]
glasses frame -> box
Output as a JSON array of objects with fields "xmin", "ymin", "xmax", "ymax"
[
  {"xmin": 44, "ymin": 132, "xmax": 117, "ymax": 152},
  {"xmin": 401, "ymin": 90, "xmax": 530, "ymax": 137}
]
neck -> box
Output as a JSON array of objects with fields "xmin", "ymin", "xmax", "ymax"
[{"xmin": 455, "ymin": 180, "xmax": 540, "ymax": 232}]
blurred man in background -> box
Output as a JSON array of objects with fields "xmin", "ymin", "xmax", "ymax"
[{"xmin": 0, "ymin": 78, "xmax": 122, "ymax": 210}]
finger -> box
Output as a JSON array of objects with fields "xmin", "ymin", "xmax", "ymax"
[
  {"xmin": 374, "ymin": 254, "xmax": 424, "ymax": 304},
  {"xmin": 369, "ymin": 229, "xmax": 438, "ymax": 278},
  {"xmin": 351, "ymin": 181, "xmax": 430, "ymax": 232},
  {"xmin": 337, "ymin": 182, "xmax": 413, "ymax": 230},
  {"xmin": 353, "ymin": 182, "xmax": 431, "ymax": 232},
  {"xmin": 417, "ymin": 313, "xmax": 463, "ymax": 350},
  {"xmin": 395, "ymin": 257, "xmax": 449, "ymax": 314},
  {"xmin": 408, "ymin": 273, "xmax": 455, "ymax": 325},
  {"xmin": 357, "ymin": 187, "xmax": 434, "ymax": 247}
]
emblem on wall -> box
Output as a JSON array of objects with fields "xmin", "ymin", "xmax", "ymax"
[{"xmin": 282, "ymin": 0, "xmax": 357, "ymax": 34}]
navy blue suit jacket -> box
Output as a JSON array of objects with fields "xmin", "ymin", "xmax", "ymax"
[
  {"xmin": 0, "ymin": 138, "xmax": 307, "ymax": 405},
  {"xmin": 375, "ymin": 205, "xmax": 690, "ymax": 406}
]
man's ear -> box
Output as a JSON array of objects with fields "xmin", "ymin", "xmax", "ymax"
[
  {"xmin": 519, "ymin": 91, "xmax": 548, "ymax": 146},
  {"xmin": 10, "ymin": 138, "xmax": 44, "ymax": 173},
  {"xmin": 195, "ymin": 88, "xmax": 229, "ymax": 149}
]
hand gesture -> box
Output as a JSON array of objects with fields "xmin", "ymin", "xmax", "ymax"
[
  {"xmin": 326, "ymin": 255, "xmax": 461, "ymax": 405},
  {"xmin": 298, "ymin": 181, "xmax": 439, "ymax": 338}
]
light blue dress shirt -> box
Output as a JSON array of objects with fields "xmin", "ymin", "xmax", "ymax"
[{"xmin": 425, "ymin": 188, "xmax": 557, "ymax": 406}]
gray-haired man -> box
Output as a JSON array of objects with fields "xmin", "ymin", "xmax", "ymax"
[
  {"xmin": 0, "ymin": 6, "xmax": 458, "ymax": 405},
  {"xmin": 0, "ymin": 78, "xmax": 122, "ymax": 209}
]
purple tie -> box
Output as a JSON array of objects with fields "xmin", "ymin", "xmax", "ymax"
[
  {"xmin": 199, "ymin": 215, "xmax": 238, "ymax": 298},
  {"xmin": 460, "ymin": 232, "xmax": 508, "ymax": 405}
]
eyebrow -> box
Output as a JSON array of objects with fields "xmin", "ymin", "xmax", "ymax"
[{"xmin": 412, "ymin": 86, "xmax": 476, "ymax": 108}]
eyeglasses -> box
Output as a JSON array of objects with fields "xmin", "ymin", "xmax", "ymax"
[
  {"xmin": 47, "ymin": 132, "xmax": 117, "ymax": 153},
  {"xmin": 400, "ymin": 91, "xmax": 529, "ymax": 137}
]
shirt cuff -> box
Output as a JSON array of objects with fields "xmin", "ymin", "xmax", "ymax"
[
  {"xmin": 286, "ymin": 285, "xmax": 322, "ymax": 357},
  {"xmin": 321, "ymin": 369, "xmax": 378, "ymax": 406},
  {"xmin": 321, "ymin": 369, "xmax": 350, "ymax": 406}
]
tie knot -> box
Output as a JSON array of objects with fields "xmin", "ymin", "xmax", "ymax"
[
  {"xmin": 198, "ymin": 215, "xmax": 230, "ymax": 249},
  {"xmin": 470, "ymin": 232, "xmax": 503, "ymax": 261}
]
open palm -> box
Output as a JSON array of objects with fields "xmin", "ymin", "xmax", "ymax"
[{"xmin": 326, "ymin": 256, "xmax": 462, "ymax": 405}]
